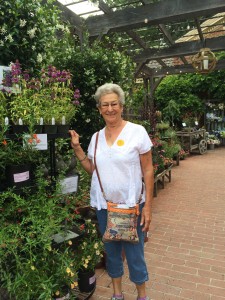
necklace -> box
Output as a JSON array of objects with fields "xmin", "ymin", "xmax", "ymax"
[
  {"xmin": 105, "ymin": 120, "xmax": 126, "ymax": 140},
  {"xmin": 106, "ymin": 119, "xmax": 124, "ymax": 130}
]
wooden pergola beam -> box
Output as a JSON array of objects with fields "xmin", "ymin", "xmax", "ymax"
[
  {"xmin": 134, "ymin": 36, "xmax": 225, "ymax": 63},
  {"xmin": 139, "ymin": 59, "xmax": 225, "ymax": 77},
  {"xmin": 85, "ymin": 0, "xmax": 225, "ymax": 37}
]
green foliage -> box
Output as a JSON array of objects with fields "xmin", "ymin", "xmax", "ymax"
[
  {"xmin": 75, "ymin": 162, "xmax": 92, "ymax": 207},
  {"xmin": 0, "ymin": 0, "xmax": 70, "ymax": 70},
  {"xmin": 162, "ymin": 100, "xmax": 180, "ymax": 125},
  {"xmin": 161, "ymin": 140, "xmax": 181, "ymax": 160},
  {"xmin": 156, "ymin": 66, "xmax": 225, "ymax": 128},
  {"xmin": 188, "ymin": 70, "xmax": 225, "ymax": 101},
  {"xmin": 75, "ymin": 219, "xmax": 104, "ymax": 272},
  {"xmin": 129, "ymin": 84, "xmax": 146, "ymax": 114},
  {"xmin": 61, "ymin": 39, "xmax": 135, "ymax": 150},
  {"xmin": 5, "ymin": 62, "xmax": 79, "ymax": 126},
  {"xmin": 0, "ymin": 171, "xmax": 80, "ymax": 299},
  {"xmin": 0, "ymin": 131, "xmax": 43, "ymax": 184},
  {"xmin": 0, "ymin": 91, "xmax": 7, "ymax": 125},
  {"xmin": 155, "ymin": 74, "xmax": 205, "ymax": 127}
]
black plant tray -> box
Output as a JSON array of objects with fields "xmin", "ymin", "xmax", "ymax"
[{"xmin": 71, "ymin": 286, "xmax": 96, "ymax": 300}]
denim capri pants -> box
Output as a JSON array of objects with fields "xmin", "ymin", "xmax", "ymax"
[{"xmin": 96, "ymin": 203, "xmax": 149, "ymax": 285}]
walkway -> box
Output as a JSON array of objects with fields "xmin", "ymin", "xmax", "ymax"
[{"xmin": 90, "ymin": 146, "xmax": 225, "ymax": 300}]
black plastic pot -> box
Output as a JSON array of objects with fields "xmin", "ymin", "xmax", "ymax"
[
  {"xmin": 78, "ymin": 269, "xmax": 96, "ymax": 293},
  {"xmin": 5, "ymin": 163, "xmax": 34, "ymax": 190},
  {"xmin": 43, "ymin": 125, "xmax": 57, "ymax": 134}
]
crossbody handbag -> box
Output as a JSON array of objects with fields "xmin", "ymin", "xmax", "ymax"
[{"xmin": 94, "ymin": 132, "xmax": 143, "ymax": 244}]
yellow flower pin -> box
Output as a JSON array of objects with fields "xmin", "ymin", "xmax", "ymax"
[{"xmin": 117, "ymin": 139, "xmax": 124, "ymax": 146}]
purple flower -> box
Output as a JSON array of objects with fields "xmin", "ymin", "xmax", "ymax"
[
  {"xmin": 12, "ymin": 78, "xmax": 19, "ymax": 83},
  {"xmin": 73, "ymin": 89, "xmax": 80, "ymax": 99},
  {"xmin": 73, "ymin": 100, "xmax": 80, "ymax": 105}
]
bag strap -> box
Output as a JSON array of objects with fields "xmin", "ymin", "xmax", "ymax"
[
  {"xmin": 94, "ymin": 132, "xmax": 107, "ymax": 199},
  {"xmin": 94, "ymin": 131, "xmax": 143, "ymax": 204}
]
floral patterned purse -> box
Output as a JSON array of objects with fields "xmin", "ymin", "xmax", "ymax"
[{"xmin": 94, "ymin": 132, "xmax": 142, "ymax": 244}]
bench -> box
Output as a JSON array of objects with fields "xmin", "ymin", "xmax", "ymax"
[{"xmin": 154, "ymin": 164, "xmax": 173, "ymax": 197}]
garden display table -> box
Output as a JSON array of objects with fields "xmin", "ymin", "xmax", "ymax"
[
  {"xmin": 176, "ymin": 129, "xmax": 207, "ymax": 155},
  {"xmin": 154, "ymin": 164, "xmax": 173, "ymax": 197}
]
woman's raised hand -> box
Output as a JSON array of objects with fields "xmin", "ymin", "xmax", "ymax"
[{"xmin": 69, "ymin": 130, "xmax": 80, "ymax": 149}]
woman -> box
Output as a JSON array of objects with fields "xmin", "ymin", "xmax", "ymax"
[{"xmin": 69, "ymin": 83, "xmax": 154, "ymax": 300}]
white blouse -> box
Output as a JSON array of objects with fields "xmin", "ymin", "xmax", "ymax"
[{"xmin": 87, "ymin": 122, "xmax": 152, "ymax": 210}]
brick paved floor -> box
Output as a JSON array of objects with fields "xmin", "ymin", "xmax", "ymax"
[{"xmin": 90, "ymin": 146, "xmax": 225, "ymax": 300}]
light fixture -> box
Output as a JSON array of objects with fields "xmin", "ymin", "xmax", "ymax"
[{"xmin": 191, "ymin": 48, "xmax": 217, "ymax": 74}]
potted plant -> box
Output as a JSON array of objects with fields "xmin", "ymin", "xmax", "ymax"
[
  {"xmin": 0, "ymin": 171, "xmax": 81, "ymax": 299},
  {"xmin": 0, "ymin": 131, "xmax": 42, "ymax": 191},
  {"xmin": 75, "ymin": 219, "xmax": 104, "ymax": 293},
  {"xmin": 3, "ymin": 61, "xmax": 80, "ymax": 134},
  {"xmin": 179, "ymin": 149, "xmax": 189, "ymax": 160},
  {"xmin": 207, "ymin": 134, "xmax": 220, "ymax": 150}
]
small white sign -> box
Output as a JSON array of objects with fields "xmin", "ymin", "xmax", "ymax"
[
  {"xmin": 34, "ymin": 134, "xmax": 48, "ymax": 150},
  {"xmin": 60, "ymin": 175, "xmax": 79, "ymax": 194},
  {"xmin": 52, "ymin": 230, "xmax": 79, "ymax": 243},
  {"xmin": 13, "ymin": 171, "xmax": 30, "ymax": 183},
  {"xmin": 23, "ymin": 134, "xmax": 47, "ymax": 150},
  {"xmin": 89, "ymin": 274, "xmax": 96, "ymax": 285}
]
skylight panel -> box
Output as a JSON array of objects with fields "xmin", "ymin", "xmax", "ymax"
[{"xmin": 57, "ymin": 0, "xmax": 103, "ymax": 19}]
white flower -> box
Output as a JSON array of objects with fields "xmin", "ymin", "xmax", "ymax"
[
  {"xmin": 19, "ymin": 19, "xmax": 27, "ymax": 27},
  {"xmin": 55, "ymin": 24, "xmax": 64, "ymax": 30},
  {"xmin": 65, "ymin": 27, "xmax": 70, "ymax": 33},
  {"xmin": 32, "ymin": 45, "xmax": 36, "ymax": 50},
  {"xmin": 5, "ymin": 34, "xmax": 13, "ymax": 42},
  {"xmin": 0, "ymin": 27, "xmax": 7, "ymax": 34},
  {"xmin": 0, "ymin": 40, "xmax": 4, "ymax": 46},
  {"xmin": 85, "ymin": 118, "xmax": 91, "ymax": 123},
  {"xmin": 37, "ymin": 53, "xmax": 43, "ymax": 63},
  {"xmin": 27, "ymin": 27, "xmax": 37, "ymax": 39},
  {"xmin": 41, "ymin": 18, "xmax": 47, "ymax": 25}
]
